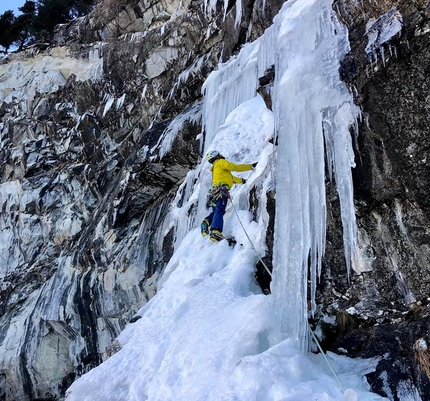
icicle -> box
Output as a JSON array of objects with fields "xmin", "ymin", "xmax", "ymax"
[
  {"xmin": 223, "ymin": 0, "xmax": 229, "ymax": 20},
  {"xmin": 201, "ymin": 26, "xmax": 275, "ymax": 151},
  {"xmin": 365, "ymin": 7, "xmax": 403, "ymax": 61},
  {"xmin": 102, "ymin": 95, "xmax": 115, "ymax": 117},
  {"xmin": 271, "ymin": 0, "xmax": 359, "ymax": 351},
  {"xmin": 204, "ymin": 0, "xmax": 218, "ymax": 18},
  {"xmin": 116, "ymin": 94, "xmax": 126, "ymax": 110},
  {"xmin": 246, "ymin": 20, "xmax": 253, "ymax": 42},
  {"xmin": 380, "ymin": 45, "xmax": 386, "ymax": 67},
  {"xmin": 365, "ymin": 114, "xmax": 370, "ymax": 129},
  {"xmin": 141, "ymin": 84, "xmax": 148, "ymax": 101}
]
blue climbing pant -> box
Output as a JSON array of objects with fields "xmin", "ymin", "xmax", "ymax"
[{"xmin": 205, "ymin": 196, "xmax": 228, "ymax": 232}]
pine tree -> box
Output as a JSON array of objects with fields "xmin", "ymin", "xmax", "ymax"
[
  {"xmin": 0, "ymin": 0, "xmax": 96, "ymax": 51},
  {"xmin": 0, "ymin": 10, "xmax": 15, "ymax": 51},
  {"xmin": 33, "ymin": 0, "xmax": 72, "ymax": 41},
  {"xmin": 11, "ymin": 1, "xmax": 36, "ymax": 50}
]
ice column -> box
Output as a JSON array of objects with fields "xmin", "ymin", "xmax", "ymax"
[{"xmin": 271, "ymin": 0, "xmax": 359, "ymax": 350}]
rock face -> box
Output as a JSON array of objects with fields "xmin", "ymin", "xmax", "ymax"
[
  {"xmin": 317, "ymin": 1, "xmax": 430, "ymax": 399},
  {"xmin": 1, "ymin": 0, "xmax": 430, "ymax": 400},
  {"xmin": 0, "ymin": 0, "xmax": 282, "ymax": 400}
]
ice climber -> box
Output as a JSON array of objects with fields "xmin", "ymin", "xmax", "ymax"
[{"xmin": 201, "ymin": 150, "xmax": 257, "ymax": 242}]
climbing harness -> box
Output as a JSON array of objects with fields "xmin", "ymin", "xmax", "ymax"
[
  {"xmin": 213, "ymin": 184, "xmax": 230, "ymax": 200},
  {"xmin": 230, "ymin": 199, "xmax": 346, "ymax": 393},
  {"xmin": 206, "ymin": 184, "xmax": 230, "ymax": 209}
]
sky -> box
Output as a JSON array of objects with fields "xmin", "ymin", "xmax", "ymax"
[{"xmin": 0, "ymin": 0, "xmax": 23, "ymax": 14}]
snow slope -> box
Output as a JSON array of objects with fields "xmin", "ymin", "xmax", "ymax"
[{"xmin": 66, "ymin": 96, "xmax": 385, "ymax": 401}]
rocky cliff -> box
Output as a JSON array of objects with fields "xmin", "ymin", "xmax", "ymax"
[
  {"xmin": 319, "ymin": 1, "xmax": 430, "ymax": 399},
  {"xmin": 0, "ymin": 0, "xmax": 281, "ymax": 399},
  {"xmin": 1, "ymin": 0, "xmax": 430, "ymax": 400}
]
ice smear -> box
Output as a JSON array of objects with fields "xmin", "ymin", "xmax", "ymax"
[
  {"xmin": 150, "ymin": 101, "xmax": 203, "ymax": 159},
  {"xmin": 168, "ymin": 54, "xmax": 210, "ymax": 99}
]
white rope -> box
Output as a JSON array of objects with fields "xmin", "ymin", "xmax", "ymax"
[
  {"xmin": 309, "ymin": 325, "xmax": 346, "ymax": 392},
  {"xmin": 229, "ymin": 200, "xmax": 272, "ymax": 277}
]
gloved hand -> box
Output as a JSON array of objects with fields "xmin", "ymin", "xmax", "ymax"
[
  {"xmin": 242, "ymin": 178, "xmax": 247, "ymax": 184},
  {"xmin": 252, "ymin": 162, "xmax": 258, "ymax": 169}
]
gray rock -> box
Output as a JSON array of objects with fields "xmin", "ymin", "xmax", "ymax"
[
  {"xmin": 3, "ymin": 0, "xmax": 430, "ymax": 399},
  {"xmin": 0, "ymin": 0, "xmax": 281, "ymax": 399}
]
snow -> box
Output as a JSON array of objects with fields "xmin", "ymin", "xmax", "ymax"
[
  {"xmin": 66, "ymin": 187, "xmax": 384, "ymax": 400},
  {"xmin": 66, "ymin": 1, "xmax": 387, "ymax": 400}
]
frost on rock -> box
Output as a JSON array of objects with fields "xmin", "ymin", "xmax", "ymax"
[
  {"xmin": 151, "ymin": 102, "xmax": 203, "ymax": 159},
  {"xmin": 365, "ymin": 7, "xmax": 403, "ymax": 64},
  {"xmin": 168, "ymin": 54, "xmax": 210, "ymax": 100}
]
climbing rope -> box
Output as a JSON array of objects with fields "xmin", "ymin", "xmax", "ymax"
[
  {"xmin": 309, "ymin": 326, "xmax": 346, "ymax": 392},
  {"xmin": 229, "ymin": 200, "xmax": 272, "ymax": 278},
  {"xmin": 230, "ymin": 199, "xmax": 346, "ymax": 393}
]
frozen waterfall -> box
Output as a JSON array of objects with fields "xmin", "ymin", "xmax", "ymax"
[
  {"xmin": 271, "ymin": 0, "xmax": 359, "ymax": 350},
  {"xmin": 201, "ymin": 0, "xmax": 359, "ymax": 351}
]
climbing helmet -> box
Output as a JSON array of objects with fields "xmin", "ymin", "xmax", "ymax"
[{"xmin": 206, "ymin": 150, "xmax": 220, "ymax": 163}]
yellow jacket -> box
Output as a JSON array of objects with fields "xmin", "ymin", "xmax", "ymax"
[{"xmin": 211, "ymin": 159, "xmax": 253, "ymax": 189}]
